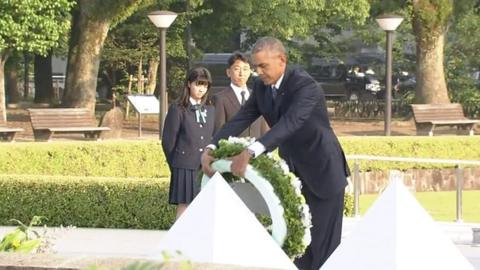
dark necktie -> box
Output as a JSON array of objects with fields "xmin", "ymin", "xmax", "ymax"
[
  {"xmin": 271, "ymin": 86, "xmax": 278, "ymax": 99},
  {"xmin": 240, "ymin": 90, "xmax": 246, "ymax": 105}
]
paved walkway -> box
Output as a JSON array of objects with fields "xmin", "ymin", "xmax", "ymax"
[{"xmin": 1, "ymin": 218, "xmax": 479, "ymax": 269}]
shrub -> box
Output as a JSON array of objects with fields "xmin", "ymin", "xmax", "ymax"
[
  {"xmin": 0, "ymin": 141, "xmax": 169, "ymax": 177},
  {"xmin": 0, "ymin": 175, "xmax": 175, "ymax": 229},
  {"xmin": 339, "ymin": 136, "xmax": 480, "ymax": 171}
]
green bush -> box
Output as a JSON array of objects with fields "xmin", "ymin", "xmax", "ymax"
[
  {"xmin": 0, "ymin": 175, "xmax": 175, "ymax": 229},
  {"xmin": 1, "ymin": 137, "xmax": 479, "ymax": 228},
  {"xmin": 1, "ymin": 137, "xmax": 479, "ymax": 177},
  {"xmin": 343, "ymin": 193, "xmax": 354, "ymax": 217},
  {"xmin": 0, "ymin": 141, "xmax": 169, "ymax": 177},
  {"xmin": 339, "ymin": 136, "xmax": 480, "ymax": 171}
]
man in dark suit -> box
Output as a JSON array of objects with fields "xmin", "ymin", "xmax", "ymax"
[
  {"xmin": 212, "ymin": 52, "xmax": 268, "ymax": 138},
  {"xmin": 201, "ymin": 37, "xmax": 349, "ymax": 270}
]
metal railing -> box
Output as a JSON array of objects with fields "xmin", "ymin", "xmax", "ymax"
[{"xmin": 346, "ymin": 155, "xmax": 480, "ymax": 222}]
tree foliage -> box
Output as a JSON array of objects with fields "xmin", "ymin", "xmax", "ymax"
[
  {"xmin": 100, "ymin": 1, "xmax": 212, "ymax": 102},
  {"xmin": 0, "ymin": 0, "xmax": 74, "ymax": 120},
  {"xmin": 445, "ymin": 5, "xmax": 480, "ymax": 104},
  {"xmin": 0, "ymin": 0, "xmax": 74, "ymax": 57},
  {"xmin": 191, "ymin": 0, "xmax": 370, "ymax": 52}
]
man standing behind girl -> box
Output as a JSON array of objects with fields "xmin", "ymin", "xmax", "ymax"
[
  {"xmin": 162, "ymin": 67, "xmax": 215, "ymax": 219},
  {"xmin": 212, "ymin": 52, "xmax": 268, "ymax": 138}
]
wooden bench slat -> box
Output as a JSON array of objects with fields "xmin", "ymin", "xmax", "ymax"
[
  {"xmin": 27, "ymin": 108, "xmax": 110, "ymax": 141},
  {"xmin": 0, "ymin": 127, "xmax": 24, "ymax": 132},
  {"xmin": 48, "ymin": 127, "xmax": 110, "ymax": 132},
  {"xmin": 0, "ymin": 116, "xmax": 24, "ymax": 141},
  {"xmin": 411, "ymin": 103, "xmax": 479, "ymax": 136},
  {"xmin": 431, "ymin": 120, "xmax": 480, "ymax": 125}
]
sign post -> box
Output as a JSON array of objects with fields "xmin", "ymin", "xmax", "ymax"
[{"xmin": 126, "ymin": 95, "xmax": 160, "ymax": 137}]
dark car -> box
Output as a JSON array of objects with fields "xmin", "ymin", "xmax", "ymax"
[
  {"xmin": 307, "ymin": 63, "xmax": 382, "ymax": 101},
  {"xmin": 393, "ymin": 71, "xmax": 416, "ymax": 100},
  {"xmin": 196, "ymin": 53, "xmax": 383, "ymax": 100}
]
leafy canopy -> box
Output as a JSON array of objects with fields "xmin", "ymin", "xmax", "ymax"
[
  {"xmin": 0, "ymin": 0, "xmax": 75, "ymax": 57},
  {"xmin": 192, "ymin": 0, "xmax": 370, "ymax": 52}
]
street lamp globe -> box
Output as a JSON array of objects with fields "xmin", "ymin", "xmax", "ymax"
[
  {"xmin": 148, "ymin": 10, "xmax": 177, "ymax": 28},
  {"xmin": 376, "ymin": 14, "xmax": 404, "ymax": 31}
]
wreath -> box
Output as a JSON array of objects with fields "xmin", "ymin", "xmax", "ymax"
[{"xmin": 201, "ymin": 137, "xmax": 312, "ymax": 259}]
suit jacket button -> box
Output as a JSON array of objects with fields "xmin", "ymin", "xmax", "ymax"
[
  {"xmin": 200, "ymin": 136, "xmax": 204, "ymax": 140},
  {"xmin": 199, "ymin": 148, "xmax": 203, "ymax": 152}
]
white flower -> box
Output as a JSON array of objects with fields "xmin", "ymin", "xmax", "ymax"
[
  {"xmin": 290, "ymin": 178, "xmax": 303, "ymax": 196},
  {"xmin": 278, "ymin": 159, "xmax": 290, "ymax": 174},
  {"xmin": 303, "ymin": 229, "xmax": 312, "ymax": 246},
  {"xmin": 227, "ymin": 136, "xmax": 255, "ymax": 146},
  {"xmin": 302, "ymin": 204, "xmax": 311, "ymax": 221}
]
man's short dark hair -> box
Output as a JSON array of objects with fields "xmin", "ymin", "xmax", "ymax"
[
  {"xmin": 227, "ymin": 52, "xmax": 249, "ymax": 68},
  {"xmin": 252, "ymin": 36, "xmax": 286, "ymax": 57}
]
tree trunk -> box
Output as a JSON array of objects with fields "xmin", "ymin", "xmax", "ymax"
[
  {"xmin": 146, "ymin": 58, "xmax": 159, "ymax": 95},
  {"xmin": 185, "ymin": 0, "xmax": 193, "ymax": 70},
  {"xmin": 137, "ymin": 56, "xmax": 143, "ymax": 94},
  {"xmin": 63, "ymin": 5, "xmax": 110, "ymax": 112},
  {"xmin": 34, "ymin": 52, "xmax": 54, "ymax": 104},
  {"xmin": 414, "ymin": 33, "xmax": 450, "ymax": 104},
  {"xmin": 412, "ymin": 1, "xmax": 451, "ymax": 104},
  {"xmin": 5, "ymin": 58, "xmax": 22, "ymax": 105},
  {"xmin": 0, "ymin": 54, "xmax": 8, "ymax": 122},
  {"xmin": 23, "ymin": 53, "xmax": 30, "ymax": 99}
]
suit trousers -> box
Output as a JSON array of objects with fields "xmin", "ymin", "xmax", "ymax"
[{"xmin": 294, "ymin": 188, "xmax": 345, "ymax": 270}]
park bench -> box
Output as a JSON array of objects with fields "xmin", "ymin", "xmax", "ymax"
[
  {"xmin": 411, "ymin": 103, "xmax": 479, "ymax": 136},
  {"xmin": 0, "ymin": 118, "xmax": 24, "ymax": 142},
  {"xmin": 28, "ymin": 108, "xmax": 110, "ymax": 141}
]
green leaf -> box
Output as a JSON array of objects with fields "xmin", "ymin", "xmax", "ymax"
[{"xmin": 15, "ymin": 239, "xmax": 41, "ymax": 253}]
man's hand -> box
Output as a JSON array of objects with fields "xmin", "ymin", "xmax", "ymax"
[
  {"xmin": 201, "ymin": 148, "xmax": 216, "ymax": 177},
  {"xmin": 230, "ymin": 149, "xmax": 253, "ymax": 178}
]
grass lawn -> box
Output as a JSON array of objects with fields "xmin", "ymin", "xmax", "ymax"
[{"xmin": 359, "ymin": 190, "xmax": 480, "ymax": 223}]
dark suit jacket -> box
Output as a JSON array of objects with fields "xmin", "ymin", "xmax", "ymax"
[
  {"xmin": 212, "ymin": 86, "xmax": 269, "ymax": 138},
  {"xmin": 162, "ymin": 103, "xmax": 215, "ymax": 170},
  {"xmin": 212, "ymin": 68, "xmax": 349, "ymax": 198}
]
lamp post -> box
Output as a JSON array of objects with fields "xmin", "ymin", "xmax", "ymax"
[
  {"xmin": 376, "ymin": 14, "xmax": 403, "ymax": 136},
  {"xmin": 148, "ymin": 10, "xmax": 177, "ymax": 138}
]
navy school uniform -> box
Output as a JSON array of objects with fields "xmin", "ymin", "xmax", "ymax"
[{"xmin": 161, "ymin": 102, "xmax": 215, "ymax": 204}]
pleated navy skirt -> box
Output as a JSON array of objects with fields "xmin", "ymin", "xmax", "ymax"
[{"xmin": 168, "ymin": 167, "xmax": 200, "ymax": 205}]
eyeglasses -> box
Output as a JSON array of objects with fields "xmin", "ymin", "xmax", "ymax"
[{"xmin": 231, "ymin": 67, "xmax": 252, "ymax": 73}]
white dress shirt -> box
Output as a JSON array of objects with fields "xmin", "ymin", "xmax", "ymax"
[{"xmin": 230, "ymin": 83, "xmax": 249, "ymax": 104}]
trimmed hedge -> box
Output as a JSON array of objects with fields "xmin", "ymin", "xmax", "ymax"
[
  {"xmin": 1, "ymin": 137, "xmax": 479, "ymax": 227},
  {"xmin": 0, "ymin": 174, "xmax": 355, "ymax": 227},
  {"xmin": 0, "ymin": 140, "xmax": 169, "ymax": 177},
  {"xmin": 339, "ymin": 136, "xmax": 480, "ymax": 171},
  {"xmin": 1, "ymin": 137, "xmax": 479, "ymax": 176},
  {"xmin": 0, "ymin": 174, "xmax": 175, "ymax": 229}
]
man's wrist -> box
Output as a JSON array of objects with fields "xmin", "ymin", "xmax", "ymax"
[
  {"xmin": 246, "ymin": 148, "xmax": 256, "ymax": 158},
  {"xmin": 206, "ymin": 144, "xmax": 217, "ymax": 151},
  {"xmin": 247, "ymin": 141, "xmax": 266, "ymax": 158}
]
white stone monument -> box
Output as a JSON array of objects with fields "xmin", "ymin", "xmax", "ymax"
[
  {"xmin": 322, "ymin": 177, "xmax": 474, "ymax": 270},
  {"xmin": 149, "ymin": 172, "xmax": 297, "ymax": 270}
]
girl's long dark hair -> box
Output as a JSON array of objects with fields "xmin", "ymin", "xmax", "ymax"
[{"xmin": 178, "ymin": 66, "xmax": 212, "ymax": 108}]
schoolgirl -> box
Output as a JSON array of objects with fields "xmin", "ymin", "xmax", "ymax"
[{"xmin": 162, "ymin": 67, "xmax": 215, "ymax": 219}]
